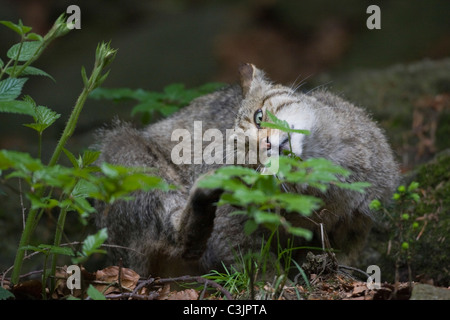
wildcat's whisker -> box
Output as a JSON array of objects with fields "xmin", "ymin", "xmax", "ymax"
[
  {"xmin": 291, "ymin": 74, "xmax": 314, "ymax": 95},
  {"xmin": 305, "ymin": 80, "xmax": 333, "ymax": 95}
]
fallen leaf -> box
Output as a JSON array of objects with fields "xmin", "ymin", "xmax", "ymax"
[
  {"xmin": 352, "ymin": 283, "xmax": 367, "ymax": 297},
  {"xmin": 95, "ymin": 266, "xmax": 140, "ymax": 295},
  {"xmin": 167, "ymin": 289, "xmax": 199, "ymax": 300},
  {"xmin": 12, "ymin": 280, "xmax": 42, "ymax": 300},
  {"xmin": 157, "ymin": 283, "xmax": 171, "ymax": 300}
]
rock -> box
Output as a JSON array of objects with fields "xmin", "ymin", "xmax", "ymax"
[
  {"xmin": 314, "ymin": 58, "xmax": 450, "ymax": 169},
  {"xmin": 410, "ymin": 283, "xmax": 450, "ymax": 300}
]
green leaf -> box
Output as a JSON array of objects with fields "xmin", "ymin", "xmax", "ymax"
[
  {"xmin": 0, "ymin": 58, "xmax": 3, "ymax": 68},
  {"xmin": 0, "ymin": 20, "xmax": 31, "ymax": 36},
  {"xmin": 287, "ymin": 226, "xmax": 313, "ymax": 240},
  {"xmin": 100, "ymin": 162, "xmax": 120, "ymax": 178},
  {"xmin": 25, "ymin": 32, "xmax": 43, "ymax": 41},
  {"xmin": 82, "ymin": 150, "xmax": 101, "ymax": 167},
  {"xmin": 0, "ymin": 286, "xmax": 15, "ymax": 300},
  {"xmin": 261, "ymin": 121, "xmax": 310, "ymax": 135},
  {"xmin": 0, "ymin": 100, "xmax": 34, "ymax": 115},
  {"xmin": 81, "ymin": 66, "xmax": 89, "ymax": 87},
  {"xmin": 23, "ymin": 105, "xmax": 61, "ymax": 133},
  {"xmin": 4, "ymin": 66, "xmax": 55, "ymax": 82},
  {"xmin": 37, "ymin": 244, "xmax": 74, "ymax": 256},
  {"xmin": 0, "ymin": 150, "xmax": 43, "ymax": 172},
  {"xmin": 333, "ymin": 181, "xmax": 371, "ymax": 193},
  {"xmin": 198, "ymin": 165, "xmax": 260, "ymax": 189},
  {"xmin": 7, "ymin": 41, "xmax": 42, "ymax": 62},
  {"xmin": 244, "ymin": 219, "xmax": 258, "ymax": 235},
  {"xmin": 87, "ymin": 284, "xmax": 107, "ymax": 300},
  {"xmin": 262, "ymin": 110, "xmax": 310, "ymax": 135},
  {"xmin": 217, "ymin": 165, "xmax": 260, "ymax": 178},
  {"xmin": 63, "ymin": 148, "xmax": 79, "ymax": 169},
  {"xmin": 233, "ymin": 188, "xmax": 268, "ymax": 205},
  {"xmin": 273, "ymin": 193, "xmax": 322, "ymax": 215},
  {"xmin": 21, "ymin": 245, "xmax": 47, "ymax": 254},
  {"xmin": 0, "ymin": 77, "xmax": 28, "ymax": 101},
  {"xmin": 80, "ymin": 228, "xmax": 108, "ymax": 257},
  {"xmin": 410, "ymin": 193, "xmax": 420, "ymax": 203},
  {"xmin": 369, "ymin": 199, "xmax": 382, "ymax": 210},
  {"xmin": 158, "ymin": 105, "xmax": 180, "ymax": 117},
  {"xmin": 130, "ymin": 101, "xmax": 165, "ymax": 116},
  {"xmin": 254, "ymin": 211, "xmax": 281, "ymax": 225},
  {"xmin": 408, "ymin": 181, "xmax": 419, "ymax": 192},
  {"xmin": 89, "ymin": 87, "xmax": 144, "ymax": 101}
]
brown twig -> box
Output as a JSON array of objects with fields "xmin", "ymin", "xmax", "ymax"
[
  {"xmin": 104, "ymin": 291, "xmax": 159, "ymax": 300},
  {"xmin": 133, "ymin": 277, "xmax": 155, "ymax": 295}
]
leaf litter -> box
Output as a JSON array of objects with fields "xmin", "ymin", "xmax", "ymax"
[{"xmin": 0, "ymin": 267, "xmax": 415, "ymax": 300}]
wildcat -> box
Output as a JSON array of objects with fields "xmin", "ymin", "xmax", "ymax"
[{"xmin": 94, "ymin": 63, "xmax": 399, "ymax": 277}]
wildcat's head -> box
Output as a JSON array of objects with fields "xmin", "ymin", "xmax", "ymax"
[{"xmin": 233, "ymin": 63, "xmax": 314, "ymax": 166}]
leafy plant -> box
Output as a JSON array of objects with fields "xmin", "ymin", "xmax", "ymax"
[
  {"xmin": 370, "ymin": 181, "xmax": 422, "ymax": 287},
  {"xmin": 0, "ymin": 15, "xmax": 170, "ymax": 296},
  {"xmin": 89, "ymin": 82, "xmax": 225, "ymax": 123}
]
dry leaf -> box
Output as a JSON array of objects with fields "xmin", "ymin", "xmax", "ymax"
[
  {"xmin": 157, "ymin": 283, "xmax": 171, "ymax": 300},
  {"xmin": 352, "ymin": 283, "xmax": 368, "ymax": 296},
  {"xmin": 167, "ymin": 289, "xmax": 199, "ymax": 300},
  {"xmin": 95, "ymin": 266, "xmax": 140, "ymax": 295},
  {"xmin": 12, "ymin": 280, "xmax": 42, "ymax": 300},
  {"xmin": 52, "ymin": 265, "xmax": 95, "ymax": 299}
]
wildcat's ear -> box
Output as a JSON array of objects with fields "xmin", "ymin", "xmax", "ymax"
[
  {"xmin": 239, "ymin": 63, "xmax": 268, "ymax": 97},
  {"xmin": 239, "ymin": 63, "xmax": 255, "ymax": 96}
]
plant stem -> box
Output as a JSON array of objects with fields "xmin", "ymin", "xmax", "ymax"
[
  {"xmin": 38, "ymin": 132, "xmax": 42, "ymax": 160},
  {"xmin": 0, "ymin": 57, "xmax": 14, "ymax": 81},
  {"xmin": 48, "ymin": 42, "xmax": 116, "ymax": 166},
  {"xmin": 10, "ymin": 36, "xmax": 24, "ymax": 76},
  {"xmin": 10, "ymin": 208, "xmax": 38, "ymax": 285},
  {"xmin": 50, "ymin": 207, "xmax": 68, "ymax": 290},
  {"xmin": 47, "ymin": 87, "xmax": 90, "ymax": 166}
]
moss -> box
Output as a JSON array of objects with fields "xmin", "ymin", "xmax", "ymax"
[
  {"xmin": 360, "ymin": 150, "xmax": 450, "ymax": 286},
  {"xmin": 409, "ymin": 150, "xmax": 450, "ymax": 285}
]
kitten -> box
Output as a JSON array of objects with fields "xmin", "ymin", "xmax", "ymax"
[{"xmin": 94, "ymin": 64, "xmax": 399, "ymax": 276}]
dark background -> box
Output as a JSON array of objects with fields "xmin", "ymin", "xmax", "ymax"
[{"xmin": 1, "ymin": 0, "xmax": 449, "ymax": 276}]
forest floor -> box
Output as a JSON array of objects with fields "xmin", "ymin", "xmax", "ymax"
[
  {"xmin": 3, "ymin": 253, "xmax": 448, "ymax": 300},
  {"xmin": 0, "ymin": 265, "xmax": 419, "ymax": 300}
]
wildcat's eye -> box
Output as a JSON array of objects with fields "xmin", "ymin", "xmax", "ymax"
[{"xmin": 254, "ymin": 109, "xmax": 263, "ymax": 128}]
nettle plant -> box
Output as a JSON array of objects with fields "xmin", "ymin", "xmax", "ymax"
[
  {"xmin": 0, "ymin": 15, "xmax": 169, "ymax": 294},
  {"xmin": 89, "ymin": 82, "xmax": 225, "ymax": 124}
]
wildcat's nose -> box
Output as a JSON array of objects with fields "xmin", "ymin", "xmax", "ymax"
[{"xmin": 264, "ymin": 137, "xmax": 271, "ymax": 150}]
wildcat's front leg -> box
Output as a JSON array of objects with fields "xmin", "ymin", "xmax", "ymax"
[{"xmin": 176, "ymin": 182, "xmax": 224, "ymax": 261}]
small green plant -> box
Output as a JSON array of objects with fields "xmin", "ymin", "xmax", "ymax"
[
  {"xmin": 89, "ymin": 82, "xmax": 225, "ymax": 124},
  {"xmin": 204, "ymin": 230, "xmax": 311, "ymax": 299},
  {"xmin": 370, "ymin": 181, "xmax": 422, "ymax": 286},
  {"xmin": 0, "ymin": 15, "xmax": 170, "ymax": 297}
]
